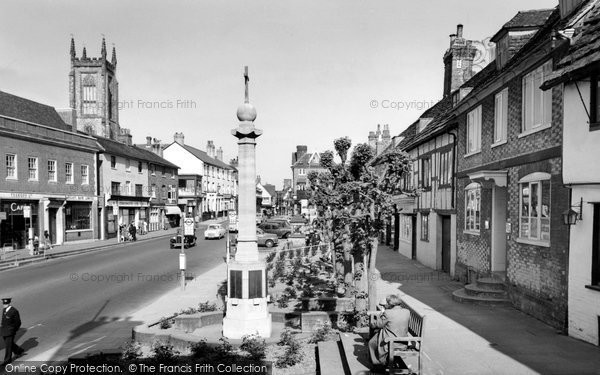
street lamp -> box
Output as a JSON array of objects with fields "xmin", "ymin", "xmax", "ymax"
[{"xmin": 562, "ymin": 197, "xmax": 583, "ymax": 225}]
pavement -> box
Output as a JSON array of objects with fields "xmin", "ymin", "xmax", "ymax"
[{"xmin": 129, "ymin": 242, "xmax": 600, "ymax": 375}]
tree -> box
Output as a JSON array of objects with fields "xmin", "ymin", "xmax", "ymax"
[{"xmin": 309, "ymin": 137, "xmax": 413, "ymax": 310}]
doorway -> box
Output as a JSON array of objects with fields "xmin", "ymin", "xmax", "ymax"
[
  {"xmin": 411, "ymin": 215, "xmax": 417, "ymax": 260},
  {"xmin": 49, "ymin": 208, "xmax": 57, "ymax": 245},
  {"xmin": 441, "ymin": 216, "xmax": 451, "ymax": 272},
  {"xmin": 491, "ymin": 185, "xmax": 507, "ymax": 273}
]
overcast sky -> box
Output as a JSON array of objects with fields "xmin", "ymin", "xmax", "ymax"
[{"xmin": 0, "ymin": 0, "xmax": 555, "ymax": 189}]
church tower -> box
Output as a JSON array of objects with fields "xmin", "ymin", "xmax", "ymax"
[{"xmin": 69, "ymin": 37, "xmax": 120, "ymax": 139}]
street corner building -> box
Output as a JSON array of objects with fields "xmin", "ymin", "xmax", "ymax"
[{"xmin": 0, "ymin": 90, "xmax": 101, "ymax": 249}]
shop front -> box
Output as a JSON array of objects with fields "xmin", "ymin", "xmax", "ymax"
[
  {"xmin": 0, "ymin": 200, "xmax": 39, "ymax": 251},
  {"xmin": 106, "ymin": 198, "xmax": 150, "ymax": 239},
  {"xmin": 63, "ymin": 199, "xmax": 96, "ymax": 242}
]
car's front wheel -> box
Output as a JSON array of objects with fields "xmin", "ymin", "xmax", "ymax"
[{"xmin": 265, "ymin": 240, "xmax": 274, "ymax": 248}]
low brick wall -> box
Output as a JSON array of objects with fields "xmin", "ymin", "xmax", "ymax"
[{"xmin": 174, "ymin": 312, "xmax": 224, "ymax": 333}]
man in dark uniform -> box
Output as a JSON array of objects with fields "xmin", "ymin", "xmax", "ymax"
[{"xmin": 1, "ymin": 297, "xmax": 24, "ymax": 365}]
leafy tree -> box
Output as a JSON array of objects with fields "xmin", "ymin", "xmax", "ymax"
[{"xmin": 309, "ymin": 137, "xmax": 413, "ymax": 309}]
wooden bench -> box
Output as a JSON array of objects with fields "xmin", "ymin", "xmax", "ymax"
[{"xmin": 368, "ymin": 299, "xmax": 426, "ymax": 375}]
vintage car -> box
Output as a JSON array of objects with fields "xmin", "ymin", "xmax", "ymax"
[
  {"xmin": 170, "ymin": 234, "xmax": 197, "ymax": 249},
  {"xmin": 204, "ymin": 224, "xmax": 227, "ymax": 239},
  {"xmin": 256, "ymin": 228, "xmax": 279, "ymax": 248}
]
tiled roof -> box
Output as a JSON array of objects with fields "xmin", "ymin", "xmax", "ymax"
[
  {"xmin": 170, "ymin": 142, "xmax": 234, "ymax": 170},
  {"xmin": 0, "ymin": 90, "xmax": 72, "ymax": 131},
  {"xmin": 543, "ymin": 0, "xmax": 600, "ymax": 88},
  {"xmin": 492, "ymin": 9, "xmax": 555, "ymax": 41},
  {"xmin": 95, "ymin": 137, "xmax": 179, "ymax": 169},
  {"xmin": 263, "ymin": 184, "xmax": 277, "ymax": 198},
  {"xmin": 293, "ymin": 152, "xmax": 326, "ymax": 168}
]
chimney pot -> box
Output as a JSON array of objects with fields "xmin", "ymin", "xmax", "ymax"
[{"xmin": 146, "ymin": 136, "xmax": 152, "ymax": 146}]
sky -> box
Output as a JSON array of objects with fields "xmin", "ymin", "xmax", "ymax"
[{"xmin": 0, "ymin": 0, "xmax": 556, "ymax": 189}]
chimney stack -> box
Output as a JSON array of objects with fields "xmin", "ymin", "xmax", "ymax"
[
  {"xmin": 217, "ymin": 147, "xmax": 223, "ymax": 161},
  {"xmin": 457, "ymin": 24, "xmax": 463, "ymax": 39},
  {"xmin": 449, "ymin": 34, "xmax": 457, "ymax": 47},
  {"xmin": 174, "ymin": 132, "xmax": 185, "ymax": 145},
  {"xmin": 146, "ymin": 136, "xmax": 152, "ymax": 146}
]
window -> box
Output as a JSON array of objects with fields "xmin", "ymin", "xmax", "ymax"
[
  {"xmin": 591, "ymin": 74, "xmax": 600, "ymax": 128},
  {"xmin": 519, "ymin": 173, "xmax": 551, "ymax": 244},
  {"xmin": 465, "ymin": 183, "xmax": 481, "ymax": 232},
  {"xmin": 81, "ymin": 165, "xmax": 89, "ymax": 185},
  {"xmin": 420, "ymin": 214, "xmax": 429, "ymax": 241},
  {"xmin": 151, "ymin": 184, "xmax": 157, "ymax": 199},
  {"xmin": 162, "ymin": 185, "xmax": 167, "ymax": 199},
  {"xmin": 439, "ymin": 150, "xmax": 452, "ymax": 186},
  {"xmin": 162, "ymin": 166, "xmax": 165, "ymax": 177},
  {"xmin": 82, "ymin": 74, "xmax": 97, "ymax": 115},
  {"xmin": 494, "ymin": 88, "xmax": 508, "ymax": 144},
  {"xmin": 48, "ymin": 160, "xmax": 57, "ymax": 182},
  {"xmin": 111, "ymin": 182, "xmax": 120, "ymax": 195},
  {"xmin": 110, "ymin": 156, "xmax": 116, "ymax": 169},
  {"xmin": 138, "ymin": 161, "xmax": 143, "ymax": 173},
  {"xmin": 496, "ymin": 35, "xmax": 509, "ymax": 69},
  {"xmin": 135, "ymin": 184, "xmax": 143, "ymax": 197},
  {"xmin": 125, "ymin": 181, "xmax": 131, "ymax": 195},
  {"xmin": 421, "ymin": 157, "xmax": 431, "ymax": 189},
  {"xmin": 65, "ymin": 163, "xmax": 73, "ymax": 184},
  {"xmin": 28, "ymin": 157, "xmax": 38, "ymax": 181},
  {"xmin": 65, "ymin": 203, "xmax": 90, "ymax": 230},
  {"xmin": 466, "ymin": 105, "xmax": 482, "ymax": 154},
  {"xmin": 298, "ymin": 168, "xmax": 306, "ymax": 176},
  {"xmin": 126, "ymin": 159, "xmax": 131, "ymax": 172},
  {"xmin": 168, "ymin": 185, "xmax": 175, "ymax": 200},
  {"xmin": 522, "ymin": 60, "xmax": 552, "ymax": 133},
  {"xmin": 6, "ymin": 154, "xmax": 16, "ymax": 179}
]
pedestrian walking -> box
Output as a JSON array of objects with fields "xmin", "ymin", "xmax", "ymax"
[
  {"xmin": 32, "ymin": 235, "xmax": 39, "ymax": 256},
  {"xmin": 142, "ymin": 220, "xmax": 148, "ymax": 235},
  {"xmin": 43, "ymin": 230, "xmax": 53, "ymax": 250},
  {"xmin": 1, "ymin": 297, "xmax": 24, "ymax": 365},
  {"xmin": 129, "ymin": 222, "xmax": 137, "ymax": 241}
]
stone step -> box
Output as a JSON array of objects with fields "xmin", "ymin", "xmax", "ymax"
[
  {"xmin": 317, "ymin": 341, "xmax": 346, "ymax": 375},
  {"xmin": 339, "ymin": 332, "xmax": 371, "ymax": 375},
  {"xmin": 464, "ymin": 283, "xmax": 508, "ymax": 298},
  {"xmin": 476, "ymin": 277, "xmax": 507, "ymax": 291},
  {"xmin": 452, "ymin": 288, "xmax": 511, "ymax": 306}
]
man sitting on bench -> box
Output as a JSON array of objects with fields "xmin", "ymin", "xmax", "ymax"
[{"xmin": 368, "ymin": 294, "xmax": 410, "ymax": 370}]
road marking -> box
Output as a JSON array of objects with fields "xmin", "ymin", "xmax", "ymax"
[
  {"xmin": 28, "ymin": 323, "xmax": 43, "ymax": 329},
  {"xmin": 71, "ymin": 335, "xmax": 107, "ymax": 349},
  {"xmin": 69, "ymin": 344, "xmax": 97, "ymax": 357}
]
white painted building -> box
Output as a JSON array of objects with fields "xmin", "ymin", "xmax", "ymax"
[{"xmin": 542, "ymin": 0, "xmax": 600, "ymax": 346}]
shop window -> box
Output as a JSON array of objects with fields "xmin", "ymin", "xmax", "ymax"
[
  {"xmin": 518, "ymin": 172, "xmax": 551, "ymax": 244},
  {"xmin": 465, "ymin": 182, "xmax": 481, "ymax": 233},
  {"xmin": 65, "ymin": 163, "xmax": 73, "ymax": 184},
  {"xmin": 66, "ymin": 203, "xmax": 90, "ymax": 230},
  {"xmin": 494, "ymin": 88, "xmax": 508, "ymax": 144},
  {"xmin": 81, "ymin": 165, "xmax": 89, "ymax": 185},
  {"xmin": 522, "ymin": 60, "xmax": 552, "ymax": 133},
  {"xmin": 28, "ymin": 157, "xmax": 38, "ymax": 181},
  {"xmin": 48, "ymin": 160, "xmax": 57, "ymax": 182},
  {"xmin": 420, "ymin": 214, "xmax": 429, "ymax": 241},
  {"xmin": 6, "ymin": 154, "xmax": 17, "ymax": 179},
  {"xmin": 466, "ymin": 105, "xmax": 482, "ymax": 154}
]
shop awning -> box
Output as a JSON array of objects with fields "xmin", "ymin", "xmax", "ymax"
[{"xmin": 165, "ymin": 205, "xmax": 182, "ymax": 216}]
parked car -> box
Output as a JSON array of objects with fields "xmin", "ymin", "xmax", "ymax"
[
  {"xmin": 264, "ymin": 218, "xmax": 291, "ymax": 227},
  {"xmin": 256, "ymin": 228, "xmax": 278, "ymax": 248},
  {"xmin": 204, "ymin": 224, "xmax": 226, "ymax": 239},
  {"xmin": 170, "ymin": 234, "xmax": 197, "ymax": 249},
  {"xmin": 259, "ymin": 222, "xmax": 292, "ymax": 239}
]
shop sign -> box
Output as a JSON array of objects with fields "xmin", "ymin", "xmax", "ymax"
[
  {"xmin": 23, "ymin": 206, "xmax": 31, "ymax": 218},
  {"xmin": 10, "ymin": 192, "xmax": 32, "ymax": 199}
]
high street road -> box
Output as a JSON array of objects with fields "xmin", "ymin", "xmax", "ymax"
[{"xmin": 0, "ymin": 229, "xmax": 228, "ymax": 361}]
